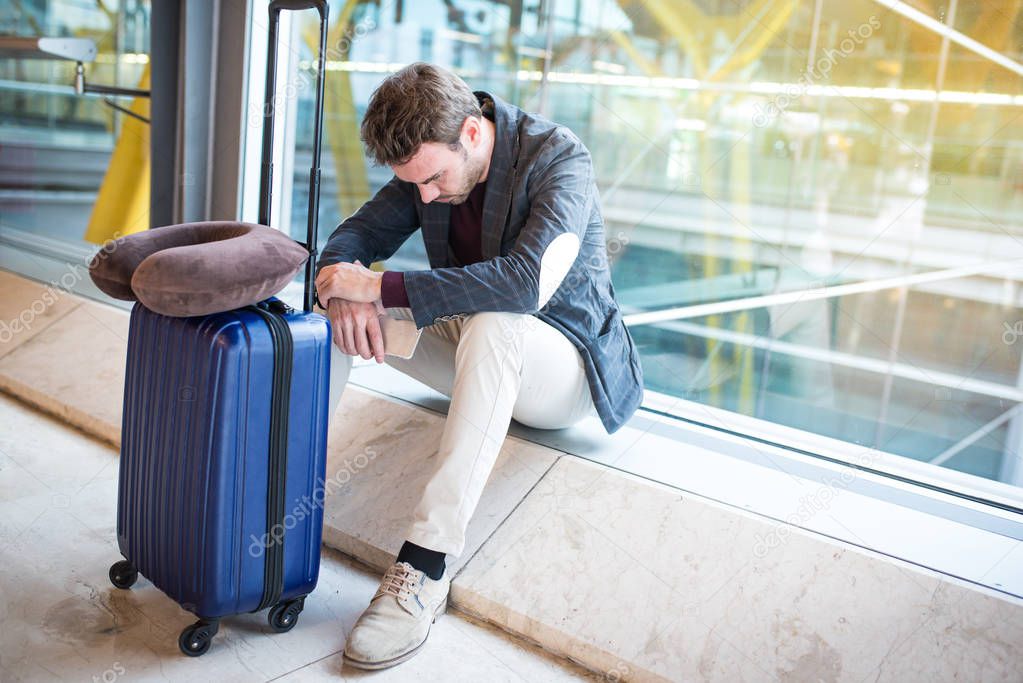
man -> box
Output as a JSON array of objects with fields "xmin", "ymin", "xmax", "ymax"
[{"xmin": 314, "ymin": 62, "xmax": 643, "ymax": 670}]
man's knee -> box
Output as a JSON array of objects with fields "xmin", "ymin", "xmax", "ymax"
[{"xmin": 460, "ymin": 311, "xmax": 540, "ymax": 349}]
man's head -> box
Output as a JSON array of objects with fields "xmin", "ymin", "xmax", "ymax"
[{"xmin": 360, "ymin": 62, "xmax": 492, "ymax": 204}]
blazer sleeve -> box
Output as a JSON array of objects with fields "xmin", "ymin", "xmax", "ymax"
[
  {"xmin": 402, "ymin": 130, "xmax": 592, "ymax": 328},
  {"xmin": 315, "ymin": 174, "xmax": 420, "ymax": 274}
]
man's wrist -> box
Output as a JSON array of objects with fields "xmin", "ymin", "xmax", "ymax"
[{"xmin": 380, "ymin": 270, "xmax": 410, "ymax": 308}]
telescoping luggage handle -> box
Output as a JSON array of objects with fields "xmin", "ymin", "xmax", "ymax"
[
  {"xmin": 251, "ymin": 0, "xmax": 329, "ymax": 619},
  {"xmin": 259, "ymin": 0, "xmax": 329, "ymax": 313}
]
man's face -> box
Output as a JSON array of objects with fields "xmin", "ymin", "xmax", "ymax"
[{"xmin": 391, "ymin": 119, "xmax": 488, "ymax": 204}]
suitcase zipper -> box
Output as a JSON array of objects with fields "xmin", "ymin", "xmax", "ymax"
[{"xmin": 247, "ymin": 301, "xmax": 294, "ymax": 611}]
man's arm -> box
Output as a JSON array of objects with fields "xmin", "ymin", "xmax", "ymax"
[
  {"xmin": 314, "ymin": 174, "xmax": 418, "ymax": 362},
  {"xmin": 401, "ymin": 130, "xmax": 590, "ymax": 328},
  {"xmin": 315, "ymin": 174, "xmax": 420, "ymax": 274}
]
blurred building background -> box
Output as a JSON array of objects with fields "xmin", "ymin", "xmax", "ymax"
[{"xmin": 2, "ymin": 0, "xmax": 1022, "ymax": 503}]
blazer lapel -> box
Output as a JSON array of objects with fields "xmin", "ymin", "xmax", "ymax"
[{"xmin": 478, "ymin": 91, "xmax": 519, "ymax": 260}]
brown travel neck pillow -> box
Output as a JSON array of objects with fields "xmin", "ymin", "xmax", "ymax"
[{"xmin": 88, "ymin": 221, "xmax": 309, "ymax": 317}]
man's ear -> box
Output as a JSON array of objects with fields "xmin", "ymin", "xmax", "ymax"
[{"xmin": 462, "ymin": 115, "xmax": 483, "ymax": 149}]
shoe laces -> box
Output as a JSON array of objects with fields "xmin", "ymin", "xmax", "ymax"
[{"xmin": 379, "ymin": 561, "xmax": 421, "ymax": 600}]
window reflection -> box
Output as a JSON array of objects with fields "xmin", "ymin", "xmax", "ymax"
[
  {"xmin": 4, "ymin": 0, "xmax": 1020, "ymax": 495},
  {"xmin": 0, "ymin": 0, "xmax": 150, "ymax": 246},
  {"xmin": 285, "ymin": 0, "xmax": 1022, "ymax": 493}
]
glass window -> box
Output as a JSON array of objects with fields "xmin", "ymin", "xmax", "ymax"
[
  {"xmin": 258, "ymin": 0, "xmax": 552, "ymax": 270},
  {"xmin": 251, "ymin": 0, "xmax": 1023, "ymax": 504},
  {"xmin": 0, "ymin": 1, "xmax": 151, "ymax": 252}
]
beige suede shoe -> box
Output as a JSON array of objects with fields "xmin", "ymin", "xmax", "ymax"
[{"xmin": 342, "ymin": 560, "xmax": 450, "ymax": 670}]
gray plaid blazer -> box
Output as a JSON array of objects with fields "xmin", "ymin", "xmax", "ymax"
[{"xmin": 316, "ymin": 90, "xmax": 644, "ymax": 434}]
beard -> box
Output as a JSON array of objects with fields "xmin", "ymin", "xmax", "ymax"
[{"xmin": 444, "ymin": 144, "xmax": 487, "ymax": 204}]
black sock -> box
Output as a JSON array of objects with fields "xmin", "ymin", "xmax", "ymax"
[{"xmin": 396, "ymin": 539, "xmax": 446, "ymax": 580}]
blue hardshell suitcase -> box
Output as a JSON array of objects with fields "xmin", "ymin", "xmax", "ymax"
[{"xmin": 107, "ymin": 0, "xmax": 333, "ymax": 656}]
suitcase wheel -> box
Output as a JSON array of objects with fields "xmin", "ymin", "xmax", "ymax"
[
  {"xmin": 179, "ymin": 619, "xmax": 219, "ymax": 657},
  {"xmin": 267, "ymin": 597, "xmax": 305, "ymax": 633},
  {"xmin": 108, "ymin": 560, "xmax": 138, "ymax": 590}
]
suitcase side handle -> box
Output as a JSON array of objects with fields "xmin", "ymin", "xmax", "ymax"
[{"xmin": 259, "ymin": 0, "xmax": 329, "ymax": 313}]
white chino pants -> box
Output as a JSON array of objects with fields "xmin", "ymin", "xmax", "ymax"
[{"xmin": 324, "ymin": 306, "xmax": 597, "ymax": 558}]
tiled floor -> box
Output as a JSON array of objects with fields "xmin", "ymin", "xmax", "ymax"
[{"xmin": 0, "ymin": 393, "xmax": 596, "ymax": 682}]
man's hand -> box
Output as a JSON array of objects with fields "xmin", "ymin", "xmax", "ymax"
[
  {"xmin": 326, "ymin": 297, "xmax": 385, "ymax": 363},
  {"xmin": 315, "ymin": 259, "xmax": 382, "ymax": 304}
]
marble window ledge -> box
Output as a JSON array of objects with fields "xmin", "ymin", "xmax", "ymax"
[{"xmin": 352, "ymin": 354, "xmax": 1023, "ymax": 602}]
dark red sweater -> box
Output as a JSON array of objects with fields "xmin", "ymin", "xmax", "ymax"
[{"xmin": 380, "ymin": 178, "xmax": 488, "ymax": 308}]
